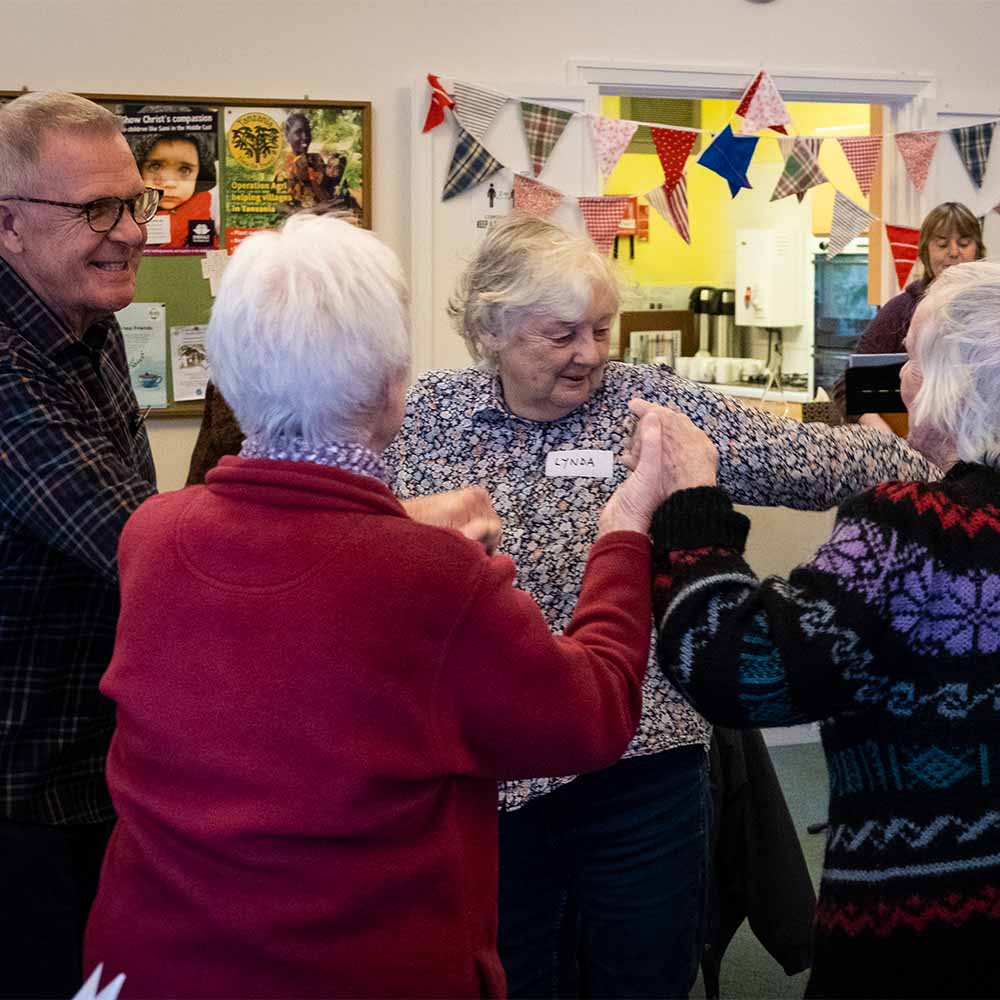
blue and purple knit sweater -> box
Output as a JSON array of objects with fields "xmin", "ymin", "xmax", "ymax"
[{"xmin": 652, "ymin": 463, "xmax": 1000, "ymax": 999}]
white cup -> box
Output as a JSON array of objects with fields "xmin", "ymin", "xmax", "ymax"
[
  {"xmin": 674, "ymin": 356, "xmax": 692, "ymax": 379},
  {"xmin": 740, "ymin": 358, "xmax": 764, "ymax": 380},
  {"xmin": 715, "ymin": 359, "xmax": 740, "ymax": 384},
  {"xmin": 690, "ymin": 357, "xmax": 716, "ymax": 382}
]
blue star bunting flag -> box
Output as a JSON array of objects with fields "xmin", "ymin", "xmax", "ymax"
[
  {"xmin": 698, "ymin": 125, "xmax": 758, "ymax": 197},
  {"xmin": 443, "ymin": 128, "xmax": 503, "ymax": 201}
]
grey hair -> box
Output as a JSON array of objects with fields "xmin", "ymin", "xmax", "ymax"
[
  {"xmin": 449, "ymin": 214, "xmax": 620, "ymax": 368},
  {"xmin": 206, "ymin": 213, "xmax": 410, "ymax": 447},
  {"xmin": 909, "ymin": 259, "xmax": 1000, "ymax": 468},
  {"xmin": 0, "ymin": 91, "xmax": 121, "ymax": 195}
]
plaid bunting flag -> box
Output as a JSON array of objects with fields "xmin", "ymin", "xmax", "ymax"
[
  {"xmin": 520, "ymin": 102, "xmax": 574, "ymax": 176},
  {"xmin": 577, "ymin": 196, "xmax": 631, "ymax": 254},
  {"xmin": 837, "ymin": 136, "xmax": 881, "ymax": 197},
  {"xmin": 951, "ymin": 123, "xmax": 996, "ymax": 188},
  {"xmin": 442, "ymin": 129, "xmax": 503, "ymax": 201},
  {"xmin": 453, "ymin": 81, "xmax": 508, "ymax": 142},
  {"xmin": 646, "ymin": 177, "xmax": 690, "ymax": 244},
  {"xmin": 885, "ymin": 224, "xmax": 921, "ymax": 289},
  {"xmin": 895, "ymin": 131, "xmax": 938, "ymax": 192},
  {"xmin": 698, "ymin": 126, "xmax": 757, "ymax": 197},
  {"xmin": 588, "ymin": 115, "xmax": 639, "ymax": 178},
  {"xmin": 422, "ymin": 74, "xmax": 455, "ymax": 133},
  {"xmin": 650, "ymin": 128, "xmax": 697, "ymax": 191},
  {"xmin": 512, "ymin": 174, "xmax": 563, "ymax": 217},
  {"xmin": 771, "ymin": 137, "xmax": 828, "ymax": 202},
  {"xmin": 735, "ymin": 70, "xmax": 791, "ymax": 135},
  {"xmin": 826, "ymin": 191, "xmax": 876, "ymax": 259}
]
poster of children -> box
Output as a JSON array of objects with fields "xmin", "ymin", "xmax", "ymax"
[
  {"xmin": 118, "ymin": 103, "xmax": 220, "ymax": 255},
  {"xmin": 223, "ymin": 105, "xmax": 365, "ymax": 253}
]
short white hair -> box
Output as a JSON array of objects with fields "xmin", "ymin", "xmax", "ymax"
[
  {"xmin": 449, "ymin": 214, "xmax": 620, "ymax": 368},
  {"xmin": 909, "ymin": 258, "xmax": 1000, "ymax": 468},
  {"xmin": 206, "ymin": 213, "xmax": 410, "ymax": 447},
  {"xmin": 0, "ymin": 91, "xmax": 121, "ymax": 195}
]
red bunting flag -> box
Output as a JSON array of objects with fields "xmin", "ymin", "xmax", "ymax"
[
  {"xmin": 650, "ymin": 128, "xmax": 698, "ymax": 192},
  {"xmin": 422, "ymin": 74, "xmax": 454, "ymax": 133},
  {"xmin": 885, "ymin": 224, "xmax": 921, "ymax": 289},
  {"xmin": 512, "ymin": 174, "xmax": 563, "ymax": 217},
  {"xmin": 735, "ymin": 70, "xmax": 790, "ymax": 135},
  {"xmin": 577, "ymin": 196, "xmax": 631, "ymax": 254},
  {"xmin": 646, "ymin": 177, "xmax": 690, "ymax": 244},
  {"xmin": 895, "ymin": 132, "xmax": 938, "ymax": 192},
  {"xmin": 837, "ymin": 137, "xmax": 882, "ymax": 197}
]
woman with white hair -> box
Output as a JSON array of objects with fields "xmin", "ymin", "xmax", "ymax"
[
  {"xmin": 386, "ymin": 214, "xmax": 938, "ymax": 998},
  {"xmin": 643, "ymin": 258, "xmax": 1000, "ymax": 998},
  {"xmin": 82, "ymin": 212, "xmax": 682, "ymax": 998}
]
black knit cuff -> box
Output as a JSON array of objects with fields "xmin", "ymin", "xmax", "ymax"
[{"xmin": 651, "ymin": 487, "xmax": 750, "ymax": 554}]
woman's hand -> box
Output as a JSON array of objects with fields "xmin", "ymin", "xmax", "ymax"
[{"xmin": 401, "ymin": 487, "xmax": 503, "ymax": 554}]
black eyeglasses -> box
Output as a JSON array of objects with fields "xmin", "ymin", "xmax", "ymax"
[{"xmin": 0, "ymin": 187, "xmax": 162, "ymax": 233}]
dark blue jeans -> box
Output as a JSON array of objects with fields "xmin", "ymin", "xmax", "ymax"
[{"xmin": 498, "ymin": 746, "xmax": 711, "ymax": 999}]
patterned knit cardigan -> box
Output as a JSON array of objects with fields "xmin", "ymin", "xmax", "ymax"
[{"xmin": 651, "ymin": 463, "xmax": 1000, "ymax": 1000}]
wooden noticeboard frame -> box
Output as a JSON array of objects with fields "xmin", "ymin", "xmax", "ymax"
[{"xmin": 0, "ymin": 90, "xmax": 372, "ymax": 418}]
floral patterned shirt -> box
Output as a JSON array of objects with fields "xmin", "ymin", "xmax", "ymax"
[{"xmin": 385, "ymin": 362, "xmax": 938, "ymax": 810}]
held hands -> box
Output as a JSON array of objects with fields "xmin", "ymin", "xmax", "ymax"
[{"xmin": 401, "ymin": 486, "xmax": 503, "ymax": 555}]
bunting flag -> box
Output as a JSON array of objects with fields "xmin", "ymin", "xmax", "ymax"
[
  {"xmin": 452, "ymin": 81, "xmax": 508, "ymax": 142},
  {"xmin": 827, "ymin": 191, "xmax": 876, "ymax": 259},
  {"xmin": 895, "ymin": 131, "xmax": 938, "ymax": 192},
  {"xmin": 588, "ymin": 115, "xmax": 639, "ymax": 178},
  {"xmin": 735, "ymin": 70, "xmax": 791, "ymax": 135},
  {"xmin": 698, "ymin": 126, "xmax": 758, "ymax": 197},
  {"xmin": 442, "ymin": 128, "xmax": 502, "ymax": 201},
  {"xmin": 577, "ymin": 195, "xmax": 631, "ymax": 254},
  {"xmin": 512, "ymin": 174, "xmax": 563, "ymax": 217},
  {"xmin": 837, "ymin": 136, "xmax": 881, "ymax": 197},
  {"xmin": 646, "ymin": 177, "xmax": 690, "ymax": 244},
  {"xmin": 777, "ymin": 135, "xmax": 795, "ymax": 162},
  {"xmin": 770, "ymin": 137, "xmax": 828, "ymax": 202},
  {"xmin": 520, "ymin": 102, "xmax": 574, "ymax": 176},
  {"xmin": 422, "ymin": 74, "xmax": 455, "ymax": 133},
  {"xmin": 885, "ymin": 224, "xmax": 921, "ymax": 289},
  {"xmin": 951, "ymin": 122, "xmax": 995, "ymax": 188},
  {"xmin": 650, "ymin": 127, "xmax": 698, "ymax": 191}
]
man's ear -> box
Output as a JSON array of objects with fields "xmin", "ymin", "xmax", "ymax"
[{"xmin": 0, "ymin": 203, "xmax": 25, "ymax": 255}]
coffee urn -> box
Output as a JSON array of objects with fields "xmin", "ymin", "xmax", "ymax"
[
  {"xmin": 709, "ymin": 288, "xmax": 737, "ymax": 357},
  {"xmin": 688, "ymin": 286, "xmax": 715, "ymax": 357}
]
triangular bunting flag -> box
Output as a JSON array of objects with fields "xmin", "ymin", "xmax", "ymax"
[
  {"xmin": 827, "ymin": 191, "xmax": 876, "ymax": 259},
  {"xmin": 698, "ymin": 126, "xmax": 758, "ymax": 197},
  {"xmin": 837, "ymin": 136, "xmax": 881, "ymax": 197},
  {"xmin": 885, "ymin": 224, "xmax": 921, "ymax": 289},
  {"xmin": 442, "ymin": 129, "xmax": 502, "ymax": 201},
  {"xmin": 587, "ymin": 115, "xmax": 639, "ymax": 178},
  {"xmin": 520, "ymin": 101, "xmax": 574, "ymax": 176},
  {"xmin": 646, "ymin": 177, "xmax": 691, "ymax": 244},
  {"xmin": 950, "ymin": 122, "xmax": 995, "ymax": 188},
  {"xmin": 736, "ymin": 70, "xmax": 791, "ymax": 135},
  {"xmin": 895, "ymin": 131, "xmax": 938, "ymax": 192},
  {"xmin": 777, "ymin": 135, "xmax": 795, "ymax": 162},
  {"xmin": 771, "ymin": 137, "xmax": 828, "ymax": 202},
  {"xmin": 422, "ymin": 74, "xmax": 455, "ymax": 134},
  {"xmin": 577, "ymin": 196, "xmax": 631, "ymax": 254},
  {"xmin": 452, "ymin": 81, "xmax": 508, "ymax": 142},
  {"xmin": 650, "ymin": 128, "xmax": 698, "ymax": 192},
  {"xmin": 512, "ymin": 174, "xmax": 563, "ymax": 217}
]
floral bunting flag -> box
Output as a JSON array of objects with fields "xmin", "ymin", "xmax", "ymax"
[
  {"xmin": 895, "ymin": 131, "xmax": 938, "ymax": 192},
  {"xmin": 885, "ymin": 223, "xmax": 921, "ymax": 289},
  {"xmin": 698, "ymin": 126, "xmax": 758, "ymax": 197},
  {"xmin": 520, "ymin": 102, "xmax": 574, "ymax": 177},
  {"xmin": 735, "ymin": 70, "xmax": 791, "ymax": 135},
  {"xmin": 837, "ymin": 136, "xmax": 881, "ymax": 197},
  {"xmin": 512, "ymin": 174, "xmax": 563, "ymax": 217},
  {"xmin": 646, "ymin": 177, "xmax": 691, "ymax": 244},
  {"xmin": 442, "ymin": 128, "xmax": 502, "ymax": 201},
  {"xmin": 826, "ymin": 191, "xmax": 876, "ymax": 259},
  {"xmin": 452, "ymin": 81, "xmax": 508, "ymax": 142},
  {"xmin": 422, "ymin": 74, "xmax": 455, "ymax": 133},
  {"xmin": 770, "ymin": 137, "xmax": 827, "ymax": 202},
  {"xmin": 650, "ymin": 128, "xmax": 698, "ymax": 191},
  {"xmin": 950, "ymin": 122, "xmax": 995, "ymax": 188},
  {"xmin": 588, "ymin": 115, "xmax": 639, "ymax": 178},
  {"xmin": 577, "ymin": 196, "xmax": 631, "ymax": 254}
]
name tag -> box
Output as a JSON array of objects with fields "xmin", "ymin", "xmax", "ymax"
[{"xmin": 544, "ymin": 449, "xmax": 614, "ymax": 478}]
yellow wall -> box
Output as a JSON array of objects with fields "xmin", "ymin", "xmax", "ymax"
[{"xmin": 601, "ymin": 96, "xmax": 870, "ymax": 287}]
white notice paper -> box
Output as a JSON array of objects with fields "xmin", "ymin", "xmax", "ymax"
[
  {"xmin": 544, "ymin": 450, "xmax": 614, "ymax": 478},
  {"xmin": 170, "ymin": 325, "xmax": 210, "ymax": 401},
  {"xmin": 117, "ymin": 302, "xmax": 168, "ymax": 408}
]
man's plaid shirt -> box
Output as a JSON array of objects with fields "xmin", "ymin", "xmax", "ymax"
[{"xmin": 0, "ymin": 258, "xmax": 156, "ymax": 824}]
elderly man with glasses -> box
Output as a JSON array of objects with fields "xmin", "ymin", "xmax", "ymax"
[{"xmin": 0, "ymin": 90, "xmax": 161, "ymax": 997}]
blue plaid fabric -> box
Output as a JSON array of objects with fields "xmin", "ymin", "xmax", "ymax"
[
  {"xmin": 0, "ymin": 257, "xmax": 156, "ymax": 824},
  {"xmin": 950, "ymin": 123, "xmax": 995, "ymax": 188},
  {"xmin": 443, "ymin": 128, "xmax": 502, "ymax": 201}
]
